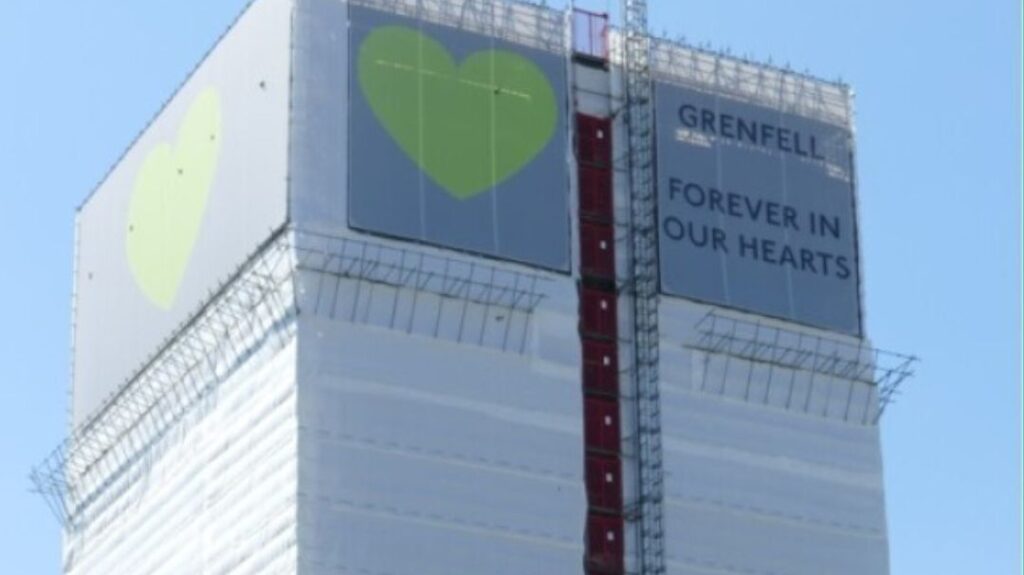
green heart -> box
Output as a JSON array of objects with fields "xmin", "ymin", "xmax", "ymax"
[
  {"xmin": 358, "ymin": 26, "xmax": 557, "ymax": 199},
  {"xmin": 126, "ymin": 88, "xmax": 221, "ymax": 310}
]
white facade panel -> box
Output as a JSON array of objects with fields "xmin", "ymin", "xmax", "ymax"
[{"xmin": 295, "ymin": 273, "xmax": 586, "ymax": 574}]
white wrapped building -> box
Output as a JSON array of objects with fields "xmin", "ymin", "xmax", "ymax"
[{"xmin": 33, "ymin": 1, "xmax": 914, "ymax": 574}]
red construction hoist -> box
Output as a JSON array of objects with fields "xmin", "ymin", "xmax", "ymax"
[
  {"xmin": 578, "ymin": 110, "xmax": 624, "ymax": 575},
  {"xmin": 574, "ymin": 14, "xmax": 624, "ymax": 568}
]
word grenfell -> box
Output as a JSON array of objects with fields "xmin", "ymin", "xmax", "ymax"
[{"xmin": 677, "ymin": 103, "xmax": 826, "ymax": 160}]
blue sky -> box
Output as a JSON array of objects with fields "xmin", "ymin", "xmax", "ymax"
[{"xmin": 0, "ymin": 0, "xmax": 1019, "ymax": 573}]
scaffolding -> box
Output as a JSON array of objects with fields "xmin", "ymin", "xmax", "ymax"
[
  {"xmin": 687, "ymin": 311, "xmax": 917, "ymax": 425},
  {"xmin": 621, "ymin": 0, "xmax": 666, "ymax": 573},
  {"xmin": 649, "ymin": 38, "xmax": 853, "ymax": 129},
  {"xmin": 350, "ymin": 0, "xmax": 564, "ymax": 53}
]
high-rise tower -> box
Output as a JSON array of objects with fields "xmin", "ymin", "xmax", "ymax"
[{"xmin": 33, "ymin": 1, "xmax": 915, "ymax": 573}]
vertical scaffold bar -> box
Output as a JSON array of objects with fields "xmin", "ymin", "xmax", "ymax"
[{"xmin": 622, "ymin": 0, "xmax": 665, "ymax": 573}]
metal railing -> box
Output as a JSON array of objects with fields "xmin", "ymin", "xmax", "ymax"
[
  {"xmin": 32, "ymin": 227, "xmax": 296, "ymax": 528},
  {"xmin": 688, "ymin": 311, "xmax": 918, "ymax": 424}
]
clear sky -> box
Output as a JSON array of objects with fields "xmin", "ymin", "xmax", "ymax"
[{"xmin": 0, "ymin": 0, "xmax": 1019, "ymax": 573}]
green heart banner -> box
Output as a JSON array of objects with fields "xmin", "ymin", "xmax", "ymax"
[
  {"xmin": 347, "ymin": 7, "xmax": 570, "ymax": 272},
  {"xmin": 358, "ymin": 25, "xmax": 557, "ymax": 199},
  {"xmin": 126, "ymin": 88, "xmax": 222, "ymax": 310}
]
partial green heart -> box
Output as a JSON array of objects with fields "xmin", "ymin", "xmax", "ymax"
[
  {"xmin": 126, "ymin": 88, "xmax": 221, "ymax": 310},
  {"xmin": 358, "ymin": 26, "xmax": 557, "ymax": 199}
]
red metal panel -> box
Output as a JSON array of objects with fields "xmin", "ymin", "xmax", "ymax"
[
  {"xmin": 582, "ymin": 339, "xmax": 618, "ymax": 396},
  {"xmin": 577, "ymin": 114, "xmax": 612, "ymax": 167},
  {"xmin": 576, "ymin": 109, "xmax": 621, "ymax": 575},
  {"xmin": 580, "ymin": 221, "xmax": 615, "ymax": 280},
  {"xmin": 584, "ymin": 397, "xmax": 620, "ymax": 454},
  {"xmin": 579, "ymin": 164, "xmax": 613, "ymax": 221},
  {"xmin": 580, "ymin": 286, "xmax": 617, "ymax": 340},
  {"xmin": 585, "ymin": 454, "xmax": 623, "ymax": 511},
  {"xmin": 586, "ymin": 513, "xmax": 625, "ymax": 574}
]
